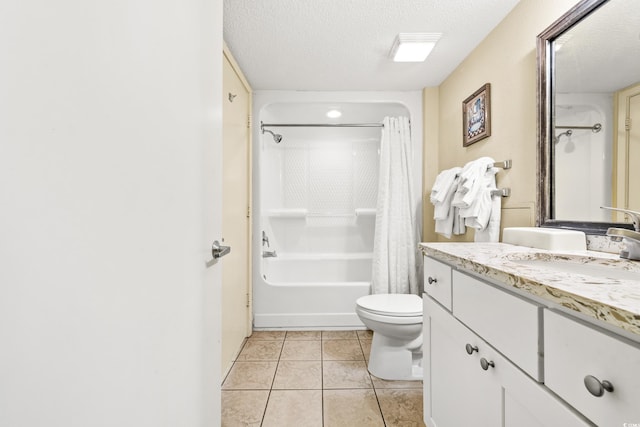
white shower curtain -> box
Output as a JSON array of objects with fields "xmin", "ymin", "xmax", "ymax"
[{"xmin": 371, "ymin": 116, "xmax": 419, "ymax": 295}]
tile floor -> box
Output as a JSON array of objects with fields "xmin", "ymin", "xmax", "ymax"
[{"xmin": 222, "ymin": 330, "xmax": 426, "ymax": 427}]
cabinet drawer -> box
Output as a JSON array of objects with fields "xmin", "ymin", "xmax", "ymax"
[
  {"xmin": 423, "ymin": 256, "xmax": 452, "ymax": 310},
  {"xmin": 544, "ymin": 310, "xmax": 640, "ymax": 427},
  {"xmin": 452, "ymin": 271, "xmax": 542, "ymax": 380}
]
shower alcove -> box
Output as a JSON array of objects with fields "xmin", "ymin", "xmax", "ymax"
[{"xmin": 252, "ymin": 91, "xmax": 423, "ymax": 329}]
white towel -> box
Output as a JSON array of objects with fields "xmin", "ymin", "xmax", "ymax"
[
  {"xmin": 475, "ymin": 190, "xmax": 502, "ymax": 242},
  {"xmin": 433, "ymin": 175, "xmax": 461, "ymax": 238},
  {"xmin": 460, "ymin": 166, "xmax": 498, "ymax": 229},
  {"xmin": 430, "ymin": 167, "xmax": 461, "ymax": 206},
  {"xmin": 452, "ymin": 157, "xmax": 496, "ymax": 209}
]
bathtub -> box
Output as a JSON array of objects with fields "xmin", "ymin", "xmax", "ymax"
[{"xmin": 252, "ymin": 91, "xmax": 423, "ymax": 329}]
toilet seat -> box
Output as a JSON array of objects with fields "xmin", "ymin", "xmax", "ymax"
[{"xmin": 356, "ymin": 294, "xmax": 422, "ymax": 317}]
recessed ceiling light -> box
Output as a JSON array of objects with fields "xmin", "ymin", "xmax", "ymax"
[
  {"xmin": 389, "ymin": 33, "xmax": 442, "ymax": 62},
  {"xmin": 326, "ymin": 109, "xmax": 342, "ymax": 118}
]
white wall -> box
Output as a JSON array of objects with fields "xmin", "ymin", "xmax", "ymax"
[{"xmin": 0, "ymin": 1, "xmax": 222, "ymax": 425}]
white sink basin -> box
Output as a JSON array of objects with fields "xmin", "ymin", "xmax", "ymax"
[
  {"xmin": 502, "ymin": 227, "xmax": 586, "ymax": 251},
  {"xmin": 506, "ymin": 253, "xmax": 640, "ymax": 281}
]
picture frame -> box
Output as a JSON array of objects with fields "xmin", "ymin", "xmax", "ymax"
[{"xmin": 462, "ymin": 83, "xmax": 491, "ymax": 147}]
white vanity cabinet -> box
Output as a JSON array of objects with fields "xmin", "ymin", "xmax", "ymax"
[
  {"xmin": 545, "ymin": 310, "xmax": 640, "ymax": 427},
  {"xmin": 423, "ymin": 256, "xmax": 592, "ymax": 427}
]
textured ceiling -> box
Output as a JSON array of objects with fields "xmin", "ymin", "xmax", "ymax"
[{"xmin": 223, "ymin": 0, "xmax": 522, "ymax": 91}]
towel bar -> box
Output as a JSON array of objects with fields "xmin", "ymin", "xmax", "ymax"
[{"xmin": 491, "ymin": 188, "xmax": 511, "ymax": 197}]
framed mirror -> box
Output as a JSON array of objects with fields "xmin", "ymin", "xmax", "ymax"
[{"xmin": 537, "ymin": 0, "xmax": 640, "ymax": 234}]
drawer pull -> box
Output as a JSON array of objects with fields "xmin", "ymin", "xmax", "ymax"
[
  {"xmin": 480, "ymin": 358, "xmax": 495, "ymax": 370},
  {"xmin": 427, "ymin": 276, "xmax": 438, "ymax": 284},
  {"xmin": 583, "ymin": 375, "xmax": 614, "ymax": 397},
  {"xmin": 465, "ymin": 344, "xmax": 478, "ymax": 355}
]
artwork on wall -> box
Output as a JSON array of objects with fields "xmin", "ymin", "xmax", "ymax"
[{"xmin": 462, "ymin": 83, "xmax": 491, "ymax": 146}]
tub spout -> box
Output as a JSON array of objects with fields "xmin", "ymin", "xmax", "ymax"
[{"xmin": 262, "ymin": 250, "xmax": 277, "ymax": 258}]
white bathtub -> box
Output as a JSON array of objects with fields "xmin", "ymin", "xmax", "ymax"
[{"xmin": 263, "ymin": 254, "xmax": 372, "ymax": 284}]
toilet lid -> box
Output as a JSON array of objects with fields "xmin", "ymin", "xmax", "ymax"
[{"xmin": 356, "ymin": 294, "xmax": 422, "ymax": 317}]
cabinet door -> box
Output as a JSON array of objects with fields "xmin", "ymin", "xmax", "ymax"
[{"xmin": 425, "ymin": 297, "xmax": 502, "ymax": 427}]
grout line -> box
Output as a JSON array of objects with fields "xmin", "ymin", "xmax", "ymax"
[{"xmin": 259, "ymin": 332, "xmax": 285, "ymax": 426}]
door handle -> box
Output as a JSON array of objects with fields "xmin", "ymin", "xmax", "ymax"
[{"xmin": 212, "ymin": 240, "xmax": 231, "ymax": 259}]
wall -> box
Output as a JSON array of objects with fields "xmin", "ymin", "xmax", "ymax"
[
  {"xmin": 0, "ymin": 0, "xmax": 223, "ymax": 425},
  {"xmin": 423, "ymin": 0, "xmax": 578, "ymax": 242}
]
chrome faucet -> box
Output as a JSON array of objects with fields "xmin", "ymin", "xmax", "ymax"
[
  {"xmin": 262, "ymin": 230, "xmax": 270, "ymax": 247},
  {"xmin": 262, "ymin": 250, "xmax": 277, "ymax": 258},
  {"xmin": 601, "ymin": 207, "xmax": 640, "ymax": 260}
]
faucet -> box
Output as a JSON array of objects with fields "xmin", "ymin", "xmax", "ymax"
[
  {"xmin": 262, "ymin": 230, "xmax": 270, "ymax": 247},
  {"xmin": 601, "ymin": 207, "xmax": 640, "ymax": 260},
  {"xmin": 262, "ymin": 250, "xmax": 277, "ymax": 258}
]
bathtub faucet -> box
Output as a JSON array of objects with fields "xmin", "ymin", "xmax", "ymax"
[
  {"xmin": 262, "ymin": 250, "xmax": 277, "ymax": 258},
  {"xmin": 262, "ymin": 230, "xmax": 270, "ymax": 247}
]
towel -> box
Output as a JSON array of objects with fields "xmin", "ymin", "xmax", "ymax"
[
  {"xmin": 452, "ymin": 157, "xmax": 496, "ymax": 210},
  {"xmin": 430, "ymin": 167, "xmax": 461, "ymax": 207},
  {"xmin": 475, "ymin": 191, "xmax": 502, "ymax": 242},
  {"xmin": 433, "ymin": 175, "xmax": 461, "ymax": 238}
]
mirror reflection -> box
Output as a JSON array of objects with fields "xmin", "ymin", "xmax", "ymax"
[{"xmin": 548, "ymin": 0, "xmax": 640, "ymax": 226}]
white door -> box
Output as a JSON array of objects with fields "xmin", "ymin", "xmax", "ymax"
[
  {"xmin": 222, "ymin": 50, "xmax": 252, "ymax": 376},
  {"xmin": 0, "ymin": 1, "xmax": 223, "ymax": 425}
]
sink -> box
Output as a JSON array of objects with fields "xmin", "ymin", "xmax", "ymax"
[
  {"xmin": 505, "ymin": 253, "xmax": 640, "ymax": 282},
  {"xmin": 502, "ymin": 227, "xmax": 586, "ymax": 251}
]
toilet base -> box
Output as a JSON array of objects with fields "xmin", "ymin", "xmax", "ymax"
[{"xmin": 367, "ymin": 332, "xmax": 423, "ymax": 381}]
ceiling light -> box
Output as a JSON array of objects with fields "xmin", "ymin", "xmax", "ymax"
[
  {"xmin": 390, "ymin": 33, "xmax": 442, "ymax": 62},
  {"xmin": 326, "ymin": 109, "xmax": 342, "ymax": 118}
]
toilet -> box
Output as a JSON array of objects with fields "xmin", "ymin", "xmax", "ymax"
[{"xmin": 355, "ymin": 293, "xmax": 423, "ymax": 381}]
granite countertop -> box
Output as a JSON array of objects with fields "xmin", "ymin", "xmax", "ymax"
[{"xmin": 420, "ymin": 242, "xmax": 640, "ymax": 337}]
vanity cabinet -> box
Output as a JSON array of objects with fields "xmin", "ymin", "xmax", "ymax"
[
  {"xmin": 545, "ymin": 310, "xmax": 640, "ymax": 427},
  {"xmin": 423, "ymin": 256, "xmax": 592, "ymax": 427}
]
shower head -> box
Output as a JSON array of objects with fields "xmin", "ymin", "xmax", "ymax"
[
  {"xmin": 554, "ymin": 129, "xmax": 572, "ymax": 144},
  {"xmin": 262, "ymin": 128, "xmax": 283, "ymax": 143}
]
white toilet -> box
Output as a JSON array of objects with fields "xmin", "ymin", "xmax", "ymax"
[{"xmin": 355, "ymin": 293, "xmax": 423, "ymax": 381}]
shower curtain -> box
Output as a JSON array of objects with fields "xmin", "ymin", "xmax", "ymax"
[{"xmin": 371, "ymin": 116, "xmax": 419, "ymax": 295}]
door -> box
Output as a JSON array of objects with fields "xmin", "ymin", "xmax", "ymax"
[
  {"xmin": 221, "ymin": 47, "xmax": 252, "ymax": 376},
  {"xmin": 613, "ymin": 82, "xmax": 640, "ymax": 217},
  {"xmin": 0, "ymin": 0, "xmax": 224, "ymax": 425}
]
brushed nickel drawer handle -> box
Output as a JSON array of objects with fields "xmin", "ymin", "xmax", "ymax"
[
  {"xmin": 480, "ymin": 358, "xmax": 495, "ymax": 370},
  {"xmin": 465, "ymin": 344, "xmax": 478, "ymax": 355},
  {"xmin": 584, "ymin": 375, "xmax": 614, "ymax": 397}
]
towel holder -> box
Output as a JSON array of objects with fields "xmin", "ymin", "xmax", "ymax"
[
  {"xmin": 491, "ymin": 160, "xmax": 512, "ymax": 170},
  {"xmin": 491, "ymin": 188, "xmax": 511, "ymax": 197}
]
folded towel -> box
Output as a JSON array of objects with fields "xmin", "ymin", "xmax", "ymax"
[
  {"xmin": 430, "ymin": 167, "xmax": 461, "ymax": 205},
  {"xmin": 452, "ymin": 157, "xmax": 496, "ymax": 209}
]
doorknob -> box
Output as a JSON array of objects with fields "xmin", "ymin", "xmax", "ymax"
[{"xmin": 212, "ymin": 240, "xmax": 231, "ymax": 259}]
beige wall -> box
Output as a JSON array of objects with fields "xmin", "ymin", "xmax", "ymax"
[{"xmin": 422, "ymin": 0, "xmax": 577, "ymax": 242}]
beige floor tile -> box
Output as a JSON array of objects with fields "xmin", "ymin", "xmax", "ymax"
[
  {"xmin": 272, "ymin": 360, "xmax": 322, "ymax": 389},
  {"xmin": 236, "ymin": 340, "xmax": 282, "ymax": 361},
  {"xmin": 285, "ymin": 331, "xmax": 321, "ymax": 340},
  {"xmin": 359, "ymin": 339, "xmax": 372, "ymax": 361},
  {"xmin": 262, "ymin": 390, "xmax": 323, "ymax": 427},
  {"xmin": 323, "ymin": 360, "xmax": 372, "ymax": 389},
  {"xmin": 376, "ymin": 389, "xmax": 426, "ymax": 427},
  {"xmin": 322, "ymin": 330, "xmax": 358, "ymax": 340},
  {"xmin": 371, "ymin": 375, "xmax": 423, "ymax": 389},
  {"xmin": 280, "ymin": 339, "xmax": 321, "ymax": 360},
  {"xmin": 222, "ymin": 361, "xmax": 277, "ymax": 390},
  {"xmin": 357, "ymin": 330, "xmax": 374, "ymax": 340},
  {"xmin": 221, "ymin": 390, "xmax": 269, "ymax": 427},
  {"xmin": 323, "ymin": 389, "xmax": 385, "ymax": 427},
  {"xmin": 247, "ymin": 330, "xmax": 286, "ymax": 341},
  {"xmin": 322, "ymin": 339, "xmax": 365, "ymax": 361}
]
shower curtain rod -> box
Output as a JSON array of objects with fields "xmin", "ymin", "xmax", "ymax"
[
  {"xmin": 261, "ymin": 123, "xmax": 384, "ymax": 129},
  {"xmin": 555, "ymin": 123, "xmax": 602, "ymax": 132}
]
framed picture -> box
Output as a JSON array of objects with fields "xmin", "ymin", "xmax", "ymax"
[{"xmin": 462, "ymin": 83, "xmax": 491, "ymax": 146}]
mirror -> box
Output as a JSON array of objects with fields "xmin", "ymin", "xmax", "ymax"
[{"xmin": 537, "ymin": 0, "xmax": 640, "ymax": 233}]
